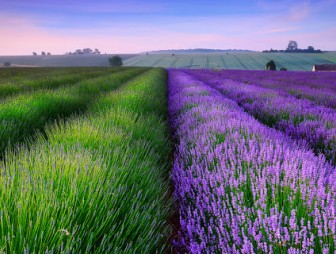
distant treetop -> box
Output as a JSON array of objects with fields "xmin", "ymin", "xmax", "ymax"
[
  {"xmin": 287, "ymin": 40, "xmax": 298, "ymax": 51},
  {"xmin": 109, "ymin": 55, "xmax": 123, "ymax": 67},
  {"xmin": 263, "ymin": 41, "xmax": 322, "ymax": 53},
  {"xmin": 265, "ymin": 60, "xmax": 276, "ymax": 71},
  {"xmin": 66, "ymin": 48, "xmax": 101, "ymax": 55}
]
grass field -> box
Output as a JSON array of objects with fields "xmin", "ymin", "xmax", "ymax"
[
  {"xmin": 124, "ymin": 52, "xmax": 336, "ymax": 71},
  {"xmin": 2, "ymin": 52, "xmax": 336, "ymax": 70}
]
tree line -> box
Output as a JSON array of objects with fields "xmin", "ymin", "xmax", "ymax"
[{"xmin": 263, "ymin": 40, "xmax": 322, "ymax": 53}]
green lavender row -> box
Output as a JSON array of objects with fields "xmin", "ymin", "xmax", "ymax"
[
  {"xmin": 0, "ymin": 68, "xmax": 172, "ymax": 253},
  {"xmin": 0, "ymin": 67, "xmax": 69, "ymax": 81},
  {"xmin": 0, "ymin": 67, "xmax": 147, "ymax": 157},
  {"xmin": 0, "ymin": 67, "xmax": 105, "ymax": 82},
  {"xmin": 0, "ymin": 67, "xmax": 128, "ymax": 98}
]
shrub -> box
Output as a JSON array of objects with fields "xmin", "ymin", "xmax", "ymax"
[
  {"xmin": 109, "ymin": 55, "xmax": 123, "ymax": 67},
  {"xmin": 4, "ymin": 62, "xmax": 11, "ymax": 67},
  {"xmin": 280, "ymin": 67, "xmax": 287, "ymax": 71},
  {"xmin": 265, "ymin": 60, "xmax": 276, "ymax": 71}
]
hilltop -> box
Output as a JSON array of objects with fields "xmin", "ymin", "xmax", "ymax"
[{"xmin": 147, "ymin": 48, "xmax": 254, "ymax": 54}]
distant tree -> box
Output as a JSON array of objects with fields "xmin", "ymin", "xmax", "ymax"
[
  {"xmin": 33, "ymin": 52, "xmax": 37, "ymax": 56},
  {"xmin": 287, "ymin": 40, "xmax": 298, "ymax": 51},
  {"xmin": 94, "ymin": 48, "xmax": 101, "ymax": 54},
  {"xmin": 265, "ymin": 60, "xmax": 276, "ymax": 71},
  {"xmin": 47, "ymin": 52, "xmax": 51, "ymax": 55},
  {"xmin": 75, "ymin": 49, "xmax": 83, "ymax": 55},
  {"xmin": 307, "ymin": 46, "xmax": 315, "ymax": 52},
  {"xmin": 264, "ymin": 42, "xmax": 322, "ymax": 54},
  {"xmin": 41, "ymin": 51, "xmax": 46, "ymax": 56},
  {"xmin": 3, "ymin": 62, "xmax": 11, "ymax": 67},
  {"xmin": 280, "ymin": 67, "xmax": 287, "ymax": 71},
  {"xmin": 109, "ymin": 55, "xmax": 123, "ymax": 67},
  {"xmin": 82, "ymin": 48, "xmax": 93, "ymax": 54}
]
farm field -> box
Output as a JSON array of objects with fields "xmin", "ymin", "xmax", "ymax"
[
  {"xmin": 2, "ymin": 0, "xmax": 336, "ymax": 252},
  {"xmin": 0, "ymin": 54, "xmax": 136, "ymax": 67},
  {"xmin": 185, "ymin": 69, "xmax": 336, "ymax": 165},
  {"xmin": 124, "ymin": 52, "xmax": 336, "ymax": 71},
  {"xmin": 0, "ymin": 67, "xmax": 173, "ymax": 253},
  {"xmin": 2, "ymin": 52, "xmax": 336, "ymax": 71},
  {"xmin": 1, "ymin": 66, "xmax": 336, "ymax": 253},
  {"xmin": 168, "ymin": 69, "xmax": 336, "ymax": 253}
]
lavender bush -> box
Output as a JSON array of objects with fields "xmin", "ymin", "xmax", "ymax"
[
  {"xmin": 186, "ymin": 69, "xmax": 336, "ymax": 109},
  {"xmin": 185, "ymin": 70, "xmax": 336, "ymax": 165},
  {"xmin": 169, "ymin": 70, "xmax": 336, "ymax": 253}
]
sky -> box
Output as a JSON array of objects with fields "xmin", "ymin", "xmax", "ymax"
[{"xmin": 0, "ymin": 0, "xmax": 335, "ymax": 55}]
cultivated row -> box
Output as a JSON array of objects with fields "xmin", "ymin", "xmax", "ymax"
[
  {"xmin": 189, "ymin": 69, "xmax": 336, "ymax": 109},
  {"xmin": 0, "ymin": 68, "xmax": 146, "ymax": 157},
  {"xmin": 186, "ymin": 70, "xmax": 336, "ymax": 165},
  {"xmin": 169, "ymin": 70, "xmax": 336, "ymax": 253},
  {"xmin": 0, "ymin": 68, "xmax": 173, "ymax": 252},
  {"xmin": 0, "ymin": 67, "xmax": 130, "ymax": 98}
]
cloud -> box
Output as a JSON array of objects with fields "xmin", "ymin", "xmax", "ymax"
[
  {"xmin": 287, "ymin": 2, "xmax": 311, "ymax": 22},
  {"xmin": 257, "ymin": 0, "xmax": 293, "ymax": 11},
  {"xmin": 0, "ymin": 0, "xmax": 335, "ymax": 56},
  {"xmin": 259, "ymin": 27, "xmax": 299, "ymax": 34},
  {"xmin": 2, "ymin": 0, "xmax": 166, "ymax": 14}
]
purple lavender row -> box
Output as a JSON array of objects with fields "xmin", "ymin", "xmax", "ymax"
[
  {"xmin": 187, "ymin": 69, "xmax": 336, "ymax": 109},
  {"xmin": 267, "ymin": 85, "xmax": 336, "ymax": 110},
  {"xmin": 185, "ymin": 70, "xmax": 336, "ymax": 165},
  {"xmin": 197, "ymin": 69, "xmax": 336, "ymax": 91},
  {"xmin": 168, "ymin": 69, "xmax": 336, "ymax": 253}
]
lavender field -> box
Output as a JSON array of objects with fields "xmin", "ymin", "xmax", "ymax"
[
  {"xmin": 168, "ymin": 69, "xmax": 336, "ymax": 253},
  {"xmin": 1, "ymin": 66, "xmax": 336, "ymax": 253}
]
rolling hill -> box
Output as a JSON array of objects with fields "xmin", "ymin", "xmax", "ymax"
[{"xmin": 1, "ymin": 52, "xmax": 336, "ymax": 71}]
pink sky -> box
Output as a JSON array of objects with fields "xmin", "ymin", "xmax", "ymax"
[{"xmin": 1, "ymin": 0, "xmax": 335, "ymax": 55}]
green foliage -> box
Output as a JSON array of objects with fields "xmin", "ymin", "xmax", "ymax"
[
  {"xmin": 287, "ymin": 40, "xmax": 298, "ymax": 51},
  {"xmin": 0, "ymin": 68, "xmax": 172, "ymax": 253},
  {"xmin": 0, "ymin": 67, "xmax": 128, "ymax": 98},
  {"xmin": 0, "ymin": 67, "xmax": 147, "ymax": 157},
  {"xmin": 265, "ymin": 60, "xmax": 276, "ymax": 71},
  {"xmin": 109, "ymin": 55, "xmax": 123, "ymax": 67}
]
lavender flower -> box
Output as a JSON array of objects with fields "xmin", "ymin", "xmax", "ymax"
[{"xmin": 168, "ymin": 69, "xmax": 336, "ymax": 253}]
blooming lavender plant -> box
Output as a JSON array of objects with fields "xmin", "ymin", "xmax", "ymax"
[
  {"xmin": 185, "ymin": 70, "xmax": 336, "ymax": 165},
  {"xmin": 168, "ymin": 70, "xmax": 336, "ymax": 253},
  {"xmin": 187, "ymin": 69, "xmax": 336, "ymax": 109}
]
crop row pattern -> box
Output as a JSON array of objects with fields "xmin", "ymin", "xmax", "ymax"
[{"xmin": 168, "ymin": 70, "xmax": 336, "ymax": 253}]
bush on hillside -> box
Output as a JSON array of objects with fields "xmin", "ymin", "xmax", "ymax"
[
  {"xmin": 265, "ymin": 60, "xmax": 276, "ymax": 71},
  {"xmin": 109, "ymin": 55, "xmax": 123, "ymax": 67}
]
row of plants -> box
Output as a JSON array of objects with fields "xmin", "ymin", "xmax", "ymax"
[
  {"xmin": 0, "ymin": 67, "xmax": 129, "ymax": 98},
  {"xmin": 0, "ymin": 68, "xmax": 173, "ymax": 253},
  {"xmin": 186, "ymin": 70, "xmax": 336, "ymax": 165},
  {"xmin": 168, "ymin": 70, "xmax": 336, "ymax": 253},
  {"xmin": 0, "ymin": 67, "xmax": 147, "ymax": 157},
  {"xmin": 0, "ymin": 67, "xmax": 111, "ymax": 82},
  {"xmin": 194, "ymin": 69, "xmax": 336, "ymax": 109}
]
